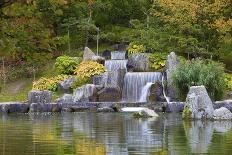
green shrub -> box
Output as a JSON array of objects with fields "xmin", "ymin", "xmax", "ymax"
[
  {"xmin": 127, "ymin": 42, "xmax": 146, "ymax": 55},
  {"xmin": 172, "ymin": 59, "xmax": 226, "ymax": 100},
  {"xmin": 149, "ymin": 53, "xmax": 167, "ymax": 71},
  {"xmin": 71, "ymin": 77, "xmax": 91, "ymax": 89},
  {"xmin": 74, "ymin": 61, "xmax": 106, "ymax": 79},
  {"xmin": 55, "ymin": 55, "xmax": 81, "ymax": 74},
  {"xmin": 225, "ymin": 73, "xmax": 232, "ymax": 90},
  {"xmin": 32, "ymin": 74, "xmax": 71, "ymax": 91}
]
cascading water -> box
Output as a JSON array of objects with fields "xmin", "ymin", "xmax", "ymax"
[
  {"xmin": 139, "ymin": 82, "xmax": 154, "ymax": 102},
  {"xmin": 105, "ymin": 60, "xmax": 128, "ymax": 71},
  {"xmin": 111, "ymin": 51, "xmax": 126, "ymax": 60},
  {"xmin": 122, "ymin": 72, "xmax": 162, "ymax": 102}
]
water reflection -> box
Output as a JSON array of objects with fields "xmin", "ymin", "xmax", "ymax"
[{"xmin": 0, "ymin": 113, "xmax": 231, "ymax": 155}]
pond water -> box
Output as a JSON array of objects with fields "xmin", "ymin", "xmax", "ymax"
[{"xmin": 0, "ymin": 113, "xmax": 232, "ymax": 155}]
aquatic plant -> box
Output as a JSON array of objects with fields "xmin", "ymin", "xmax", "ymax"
[{"xmin": 172, "ymin": 59, "xmax": 226, "ymax": 100}]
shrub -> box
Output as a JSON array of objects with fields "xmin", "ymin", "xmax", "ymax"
[
  {"xmin": 127, "ymin": 42, "xmax": 146, "ymax": 55},
  {"xmin": 74, "ymin": 61, "xmax": 106, "ymax": 79},
  {"xmin": 71, "ymin": 77, "xmax": 91, "ymax": 89},
  {"xmin": 172, "ymin": 59, "xmax": 226, "ymax": 100},
  {"xmin": 55, "ymin": 55, "xmax": 81, "ymax": 74},
  {"xmin": 149, "ymin": 53, "xmax": 167, "ymax": 71},
  {"xmin": 32, "ymin": 74, "xmax": 71, "ymax": 91},
  {"xmin": 225, "ymin": 73, "xmax": 232, "ymax": 90}
]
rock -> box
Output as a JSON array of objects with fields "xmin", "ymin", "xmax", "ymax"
[
  {"xmin": 102, "ymin": 49, "xmax": 111, "ymax": 60},
  {"xmin": 149, "ymin": 82, "xmax": 165, "ymax": 102},
  {"xmin": 92, "ymin": 73, "xmax": 107, "ymax": 86},
  {"xmin": 28, "ymin": 90, "xmax": 52, "ymax": 104},
  {"xmin": 73, "ymin": 84, "xmax": 98, "ymax": 102},
  {"xmin": 83, "ymin": 47, "xmax": 95, "ymax": 61},
  {"xmin": 105, "ymin": 69, "xmax": 126, "ymax": 90},
  {"xmin": 111, "ymin": 51, "xmax": 126, "ymax": 60},
  {"xmin": 97, "ymin": 107, "xmax": 115, "ymax": 112},
  {"xmin": 97, "ymin": 86, "xmax": 121, "ymax": 102},
  {"xmin": 91, "ymin": 55, "xmax": 105, "ymax": 64},
  {"xmin": 165, "ymin": 102, "xmax": 185, "ymax": 113},
  {"xmin": 56, "ymin": 94, "xmax": 73, "ymax": 105},
  {"xmin": 213, "ymin": 107, "xmax": 232, "ymax": 120},
  {"xmin": 133, "ymin": 108, "xmax": 159, "ymax": 118},
  {"xmin": 127, "ymin": 53, "xmax": 150, "ymax": 71},
  {"xmin": 213, "ymin": 100, "xmax": 232, "ymax": 112},
  {"xmin": 58, "ymin": 76, "xmax": 75, "ymax": 93},
  {"xmin": 183, "ymin": 86, "xmax": 214, "ymax": 120},
  {"xmin": 166, "ymin": 52, "xmax": 178, "ymax": 85},
  {"xmin": 29, "ymin": 103, "xmax": 61, "ymax": 113},
  {"xmin": 0, "ymin": 102, "xmax": 29, "ymax": 113}
]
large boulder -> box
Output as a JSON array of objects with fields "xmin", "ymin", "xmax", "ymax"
[
  {"xmin": 56, "ymin": 94, "xmax": 74, "ymax": 105},
  {"xmin": 213, "ymin": 107, "xmax": 232, "ymax": 120},
  {"xmin": 73, "ymin": 84, "xmax": 98, "ymax": 102},
  {"xmin": 102, "ymin": 49, "xmax": 111, "ymax": 60},
  {"xmin": 97, "ymin": 86, "xmax": 121, "ymax": 102},
  {"xmin": 97, "ymin": 107, "xmax": 115, "ymax": 113},
  {"xmin": 213, "ymin": 100, "xmax": 232, "ymax": 112},
  {"xmin": 29, "ymin": 103, "xmax": 61, "ymax": 113},
  {"xmin": 166, "ymin": 52, "xmax": 178, "ymax": 85},
  {"xmin": 28, "ymin": 90, "xmax": 52, "ymax": 104},
  {"xmin": 133, "ymin": 108, "xmax": 159, "ymax": 118},
  {"xmin": 58, "ymin": 76, "xmax": 75, "ymax": 93},
  {"xmin": 0, "ymin": 102, "xmax": 29, "ymax": 113},
  {"xmin": 183, "ymin": 86, "xmax": 214, "ymax": 120},
  {"xmin": 149, "ymin": 82, "xmax": 166, "ymax": 102},
  {"xmin": 127, "ymin": 53, "xmax": 150, "ymax": 71},
  {"xmin": 83, "ymin": 47, "xmax": 95, "ymax": 61}
]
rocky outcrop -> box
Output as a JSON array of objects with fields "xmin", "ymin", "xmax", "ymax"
[
  {"xmin": 213, "ymin": 100, "xmax": 232, "ymax": 112},
  {"xmin": 183, "ymin": 86, "xmax": 214, "ymax": 120},
  {"xmin": 213, "ymin": 107, "xmax": 232, "ymax": 120},
  {"xmin": 83, "ymin": 47, "xmax": 95, "ymax": 61},
  {"xmin": 0, "ymin": 102, "xmax": 29, "ymax": 113},
  {"xmin": 149, "ymin": 82, "xmax": 166, "ymax": 102},
  {"xmin": 73, "ymin": 84, "xmax": 98, "ymax": 102},
  {"xmin": 29, "ymin": 103, "xmax": 61, "ymax": 113},
  {"xmin": 97, "ymin": 86, "xmax": 121, "ymax": 102},
  {"xmin": 127, "ymin": 53, "xmax": 150, "ymax": 71},
  {"xmin": 166, "ymin": 52, "xmax": 178, "ymax": 85},
  {"xmin": 58, "ymin": 76, "xmax": 75, "ymax": 93},
  {"xmin": 91, "ymin": 55, "xmax": 105, "ymax": 64},
  {"xmin": 133, "ymin": 108, "xmax": 159, "ymax": 118},
  {"xmin": 97, "ymin": 107, "xmax": 115, "ymax": 112},
  {"xmin": 28, "ymin": 90, "xmax": 52, "ymax": 104},
  {"xmin": 56, "ymin": 94, "xmax": 73, "ymax": 105}
]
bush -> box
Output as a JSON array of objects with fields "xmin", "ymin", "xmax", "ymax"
[
  {"xmin": 172, "ymin": 59, "xmax": 226, "ymax": 100},
  {"xmin": 225, "ymin": 73, "xmax": 232, "ymax": 90},
  {"xmin": 127, "ymin": 42, "xmax": 146, "ymax": 55},
  {"xmin": 54, "ymin": 55, "xmax": 81, "ymax": 75},
  {"xmin": 71, "ymin": 77, "xmax": 91, "ymax": 89},
  {"xmin": 74, "ymin": 61, "xmax": 106, "ymax": 79},
  {"xmin": 32, "ymin": 74, "xmax": 71, "ymax": 91},
  {"xmin": 149, "ymin": 53, "xmax": 167, "ymax": 71}
]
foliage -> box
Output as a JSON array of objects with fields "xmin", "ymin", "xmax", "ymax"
[
  {"xmin": 54, "ymin": 55, "xmax": 81, "ymax": 74},
  {"xmin": 74, "ymin": 61, "xmax": 105, "ymax": 79},
  {"xmin": 225, "ymin": 74, "xmax": 232, "ymax": 90},
  {"xmin": 172, "ymin": 59, "xmax": 227, "ymax": 100},
  {"xmin": 71, "ymin": 77, "xmax": 91, "ymax": 90},
  {"xmin": 32, "ymin": 74, "xmax": 70, "ymax": 91},
  {"xmin": 149, "ymin": 53, "xmax": 167, "ymax": 71},
  {"xmin": 127, "ymin": 42, "xmax": 146, "ymax": 55}
]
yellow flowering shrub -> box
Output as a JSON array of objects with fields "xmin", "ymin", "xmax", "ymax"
[
  {"xmin": 32, "ymin": 74, "xmax": 71, "ymax": 91},
  {"xmin": 127, "ymin": 42, "xmax": 146, "ymax": 55},
  {"xmin": 74, "ymin": 61, "xmax": 106, "ymax": 79}
]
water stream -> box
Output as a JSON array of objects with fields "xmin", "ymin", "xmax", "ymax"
[
  {"xmin": 104, "ymin": 60, "xmax": 128, "ymax": 71},
  {"xmin": 122, "ymin": 72, "xmax": 162, "ymax": 102}
]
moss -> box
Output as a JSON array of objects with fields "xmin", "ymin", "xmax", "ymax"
[{"xmin": 182, "ymin": 105, "xmax": 191, "ymax": 119}]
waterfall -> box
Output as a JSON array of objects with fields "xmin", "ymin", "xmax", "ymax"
[
  {"xmin": 122, "ymin": 72, "xmax": 162, "ymax": 102},
  {"xmin": 105, "ymin": 60, "xmax": 128, "ymax": 71},
  {"xmin": 139, "ymin": 82, "xmax": 153, "ymax": 102},
  {"xmin": 111, "ymin": 51, "xmax": 126, "ymax": 60}
]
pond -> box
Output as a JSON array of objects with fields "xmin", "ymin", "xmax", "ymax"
[{"xmin": 0, "ymin": 112, "xmax": 232, "ymax": 155}]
